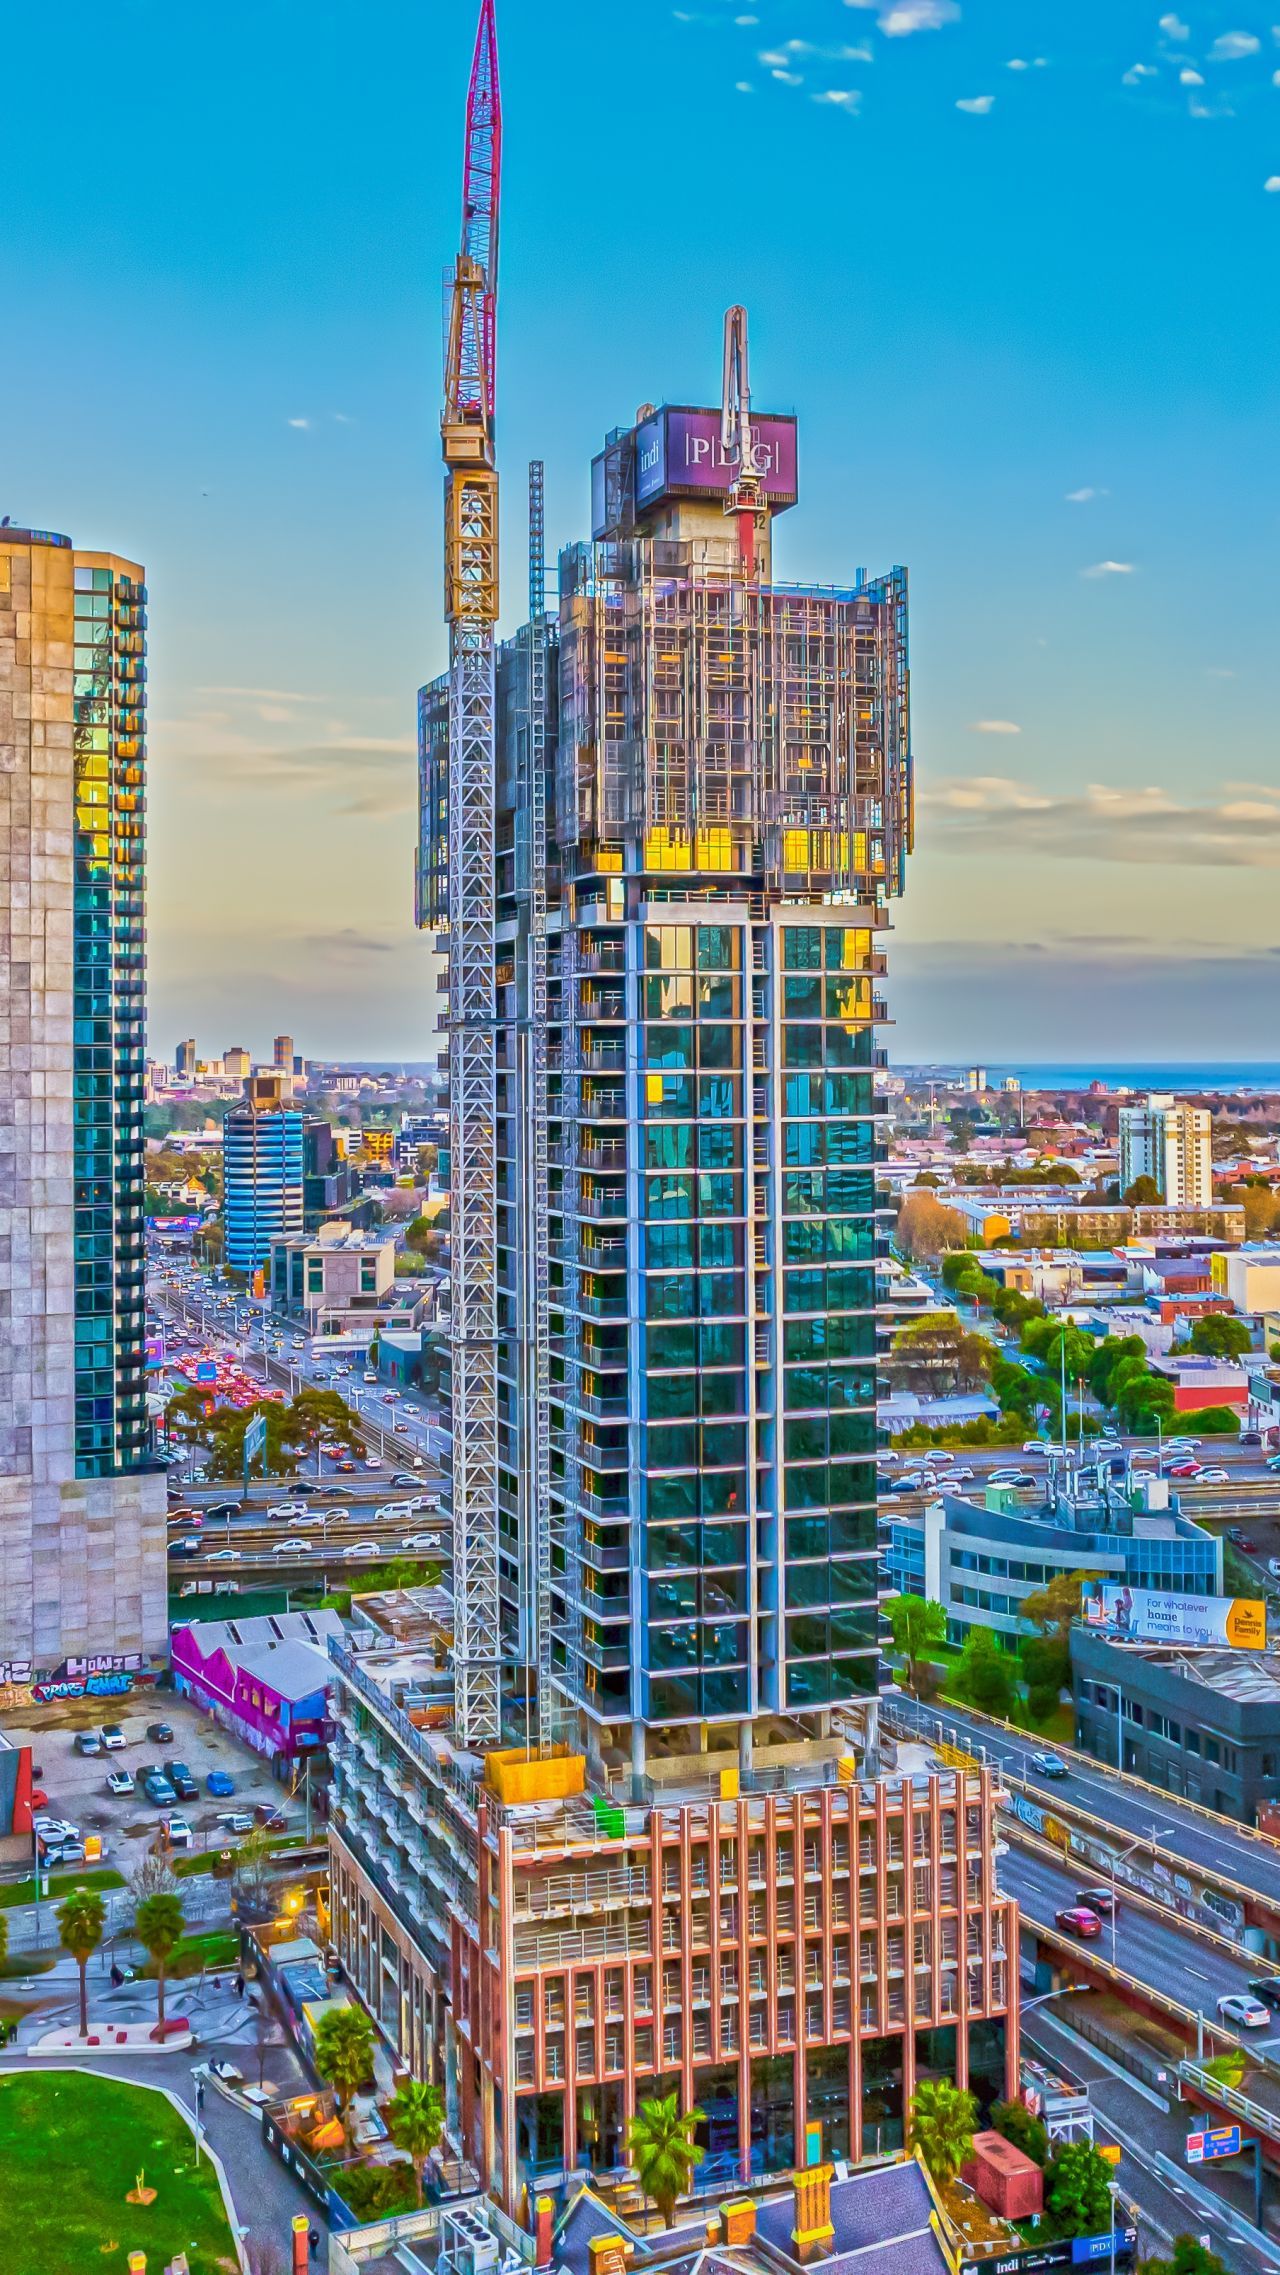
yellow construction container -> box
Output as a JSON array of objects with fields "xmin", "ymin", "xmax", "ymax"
[{"xmin": 485, "ymin": 1747, "xmax": 586, "ymax": 1804}]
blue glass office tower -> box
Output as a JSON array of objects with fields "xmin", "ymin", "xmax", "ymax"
[
  {"xmin": 421, "ymin": 389, "xmax": 912, "ymax": 1784},
  {"xmin": 223, "ymin": 1079, "xmax": 305, "ymax": 1277}
]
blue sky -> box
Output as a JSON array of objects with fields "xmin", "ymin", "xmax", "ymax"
[{"xmin": 6, "ymin": 0, "xmax": 1280, "ymax": 1062}]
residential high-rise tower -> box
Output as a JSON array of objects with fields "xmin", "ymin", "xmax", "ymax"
[
  {"xmin": 0, "ymin": 527, "xmax": 167, "ymax": 1667},
  {"xmin": 222, "ymin": 1076, "xmax": 304, "ymax": 1275},
  {"xmin": 1119, "ymin": 1093, "xmax": 1213, "ymax": 1207}
]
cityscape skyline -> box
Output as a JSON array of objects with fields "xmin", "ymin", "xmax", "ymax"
[{"xmin": 6, "ymin": 0, "xmax": 1280, "ymax": 1060}]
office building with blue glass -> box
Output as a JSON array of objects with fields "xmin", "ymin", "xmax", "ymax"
[{"xmin": 223, "ymin": 1077, "xmax": 305, "ymax": 1276}]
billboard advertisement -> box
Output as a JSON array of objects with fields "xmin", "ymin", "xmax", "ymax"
[
  {"xmin": 1081, "ymin": 1582, "xmax": 1265, "ymax": 1650},
  {"xmin": 634, "ymin": 405, "xmax": 798, "ymax": 511}
]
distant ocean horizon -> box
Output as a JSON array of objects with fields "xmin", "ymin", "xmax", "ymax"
[{"xmin": 897, "ymin": 1062, "xmax": 1280, "ymax": 1092}]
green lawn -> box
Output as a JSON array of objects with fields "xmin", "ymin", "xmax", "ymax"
[
  {"xmin": 0, "ymin": 1867, "xmax": 124, "ymax": 1910},
  {"xmin": 138, "ymin": 1930, "xmax": 239, "ymax": 1980},
  {"xmin": 0, "ymin": 2072, "xmax": 238, "ymax": 2275}
]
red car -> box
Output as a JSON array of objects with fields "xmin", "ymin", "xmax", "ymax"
[{"xmin": 1055, "ymin": 1906, "xmax": 1102, "ymax": 1939}]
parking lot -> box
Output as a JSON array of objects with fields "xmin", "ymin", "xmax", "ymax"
[{"xmin": 0, "ymin": 1689, "xmax": 308, "ymax": 1867}]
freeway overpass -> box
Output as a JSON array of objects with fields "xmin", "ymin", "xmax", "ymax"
[{"xmin": 889, "ymin": 1691, "xmax": 1280, "ymax": 1924}]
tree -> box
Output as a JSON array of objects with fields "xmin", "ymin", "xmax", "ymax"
[
  {"xmin": 1189, "ymin": 1405, "xmax": 1242, "ymax": 1435},
  {"xmin": 314, "ymin": 2004, "xmax": 378, "ymax": 2147},
  {"xmin": 58, "ymin": 1888, "xmax": 105, "ymax": 2038},
  {"xmin": 990, "ymin": 2097, "xmax": 1047, "ymax": 2167},
  {"xmin": 897, "ymin": 1193, "xmax": 970, "ymax": 1264},
  {"xmin": 1043, "ymin": 2139, "xmax": 1114, "ymax": 2238},
  {"xmin": 128, "ymin": 1847, "xmax": 180, "ymax": 1902},
  {"xmin": 233, "ymin": 1826, "xmax": 277, "ymax": 1914},
  {"xmin": 951, "ymin": 1628, "xmax": 1018, "ymax": 1720},
  {"xmin": 627, "ymin": 2092, "xmax": 704, "ymax": 2227},
  {"xmin": 1142, "ymin": 2240, "xmax": 1228, "ymax": 2275},
  {"xmin": 134, "ymin": 1890, "xmax": 185, "ymax": 2039},
  {"xmin": 1242, "ymin": 1185, "xmax": 1280, "ymax": 1241},
  {"xmin": 1022, "ymin": 1569, "xmax": 1093, "ymax": 1643},
  {"xmin": 884, "ymin": 1594, "xmax": 948, "ymax": 1698},
  {"xmin": 908, "ymin": 2078, "xmax": 978, "ymax": 2190},
  {"xmin": 386, "ymin": 2077, "xmax": 446, "ymax": 2205},
  {"xmin": 290, "ymin": 1387, "xmax": 364, "ymax": 1458},
  {"xmin": 889, "ymin": 1315, "xmax": 994, "ymax": 1396},
  {"xmin": 941, "ymin": 1252, "xmax": 981, "ymax": 1292},
  {"xmin": 0, "ymin": 1912, "xmax": 8, "ymax": 1970},
  {"xmin": 1188, "ymin": 1314, "xmax": 1252, "ymax": 1362},
  {"xmin": 1123, "ymin": 1175, "xmax": 1162, "ymax": 1206},
  {"xmin": 1087, "ymin": 1334, "xmax": 1147, "ymax": 1406}
]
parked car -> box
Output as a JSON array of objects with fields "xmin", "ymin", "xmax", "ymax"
[
  {"xmin": 143, "ymin": 1774, "xmax": 177, "ymax": 1806},
  {"xmin": 1217, "ymin": 1992, "xmax": 1272, "ymax": 2030},
  {"xmin": 215, "ymin": 1810, "xmax": 254, "ymax": 1835},
  {"xmin": 161, "ymin": 1815, "xmax": 195, "ymax": 1850},
  {"xmin": 43, "ymin": 1838, "xmax": 87, "ymax": 1866},
  {"xmin": 254, "ymin": 1802, "xmax": 287, "ymax": 1830},
  {"xmin": 74, "ymin": 1731, "xmax": 102, "ymax": 1757},
  {"xmin": 1247, "ymin": 1977, "xmax": 1280, "ymax": 2012},
  {"xmin": 206, "ymin": 1771, "xmax": 236, "ymax": 1797},
  {"xmin": 35, "ymin": 1816, "xmax": 80, "ymax": 1845},
  {"xmin": 146, "ymin": 1722, "xmax": 175, "ymax": 1745},
  {"xmin": 1029, "ymin": 1752, "xmax": 1068, "ymax": 1779},
  {"xmin": 106, "ymin": 1769, "xmax": 136, "ymax": 1798},
  {"xmin": 1055, "ymin": 1907, "xmax": 1102, "ymax": 1939},
  {"xmin": 97, "ymin": 1723, "xmax": 127, "ymax": 1751},
  {"xmin": 165, "ymin": 1762, "xmax": 198, "ymax": 1800}
]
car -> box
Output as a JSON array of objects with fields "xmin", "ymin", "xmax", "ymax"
[
  {"xmin": 317, "ymin": 1506, "xmax": 351, "ymax": 1523},
  {"xmin": 1241, "ymin": 1431, "xmax": 1263, "ymax": 1448},
  {"xmin": 1270, "ymin": 1560, "xmax": 1280, "ymax": 1581},
  {"xmin": 205, "ymin": 1501, "xmax": 242, "ymax": 1521},
  {"xmin": 165, "ymin": 1762, "xmax": 198, "ymax": 1799},
  {"xmin": 207, "ymin": 1771, "xmax": 236, "ymax": 1797},
  {"xmin": 106, "ymin": 1769, "xmax": 136, "ymax": 1798},
  {"xmin": 951, "ymin": 1466, "xmax": 976, "ymax": 1483},
  {"xmin": 43, "ymin": 1837, "xmax": 87, "ymax": 1866},
  {"xmin": 272, "ymin": 1538, "xmax": 312, "ymax": 1555},
  {"xmin": 205, "ymin": 1547, "xmax": 242, "ymax": 1562},
  {"xmin": 1029, "ymin": 1752, "xmax": 1068, "ymax": 1779},
  {"xmin": 143, "ymin": 1775, "xmax": 177, "ymax": 1806},
  {"xmin": 215, "ymin": 1810, "xmax": 254, "ymax": 1834},
  {"xmin": 1227, "ymin": 1526, "xmax": 1246, "ymax": 1544},
  {"xmin": 343, "ymin": 1540, "xmax": 381, "ymax": 1558},
  {"xmin": 1247, "ymin": 1976, "xmax": 1280, "ymax": 2012},
  {"xmin": 364, "ymin": 1456, "xmax": 384, "ymax": 1470},
  {"xmin": 402, "ymin": 1533, "xmax": 444, "ymax": 1553},
  {"xmin": 1095, "ymin": 1439, "xmax": 1123, "ymax": 1455},
  {"xmin": 375, "ymin": 1501, "xmax": 415, "ymax": 1522},
  {"xmin": 1022, "ymin": 1440, "xmax": 1045, "ymax": 1455},
  {"xmin": 363, "ymin": 1370, "xmax": 379, "ymax": 1384},
  {"xmin": 1268, "ymin": 1455, "xmax": 1280, "ymax": 1475},
  {"xmin": 35, "ymin": 1816, "xmax": 80, "ymax": 1844},
  {"xmin": 1239, "ymin": 1536, "xmax": 1258, "ymax": 1553},
  {"xmin": 171, "ymin": 1536, "xmax": 202, "ymax": 1558},
  {"xmin": 1055, "ymin": 1907, "xmax": 1102, "ymax": 1939},
  {"xmin": 167, "ymin": 1509, "xmax": 202, "ymax": 1527},
  {"xmin": 161, "ymin": 1815, "xmax": 194, "ymax": 1849},
  {"xmin": 989, "ymin": 1469, "xmax": 1034, "ymax": 1488},
  {"xmin": 268, "ymin": 1502, "xmax": 306, "ymax": 1520},
  {"xmin": 73, "ymin": 1730, "xmax": 102, "ymax": 1756},
  {"xmin": 291, "ymin": 1482, "xmax": 319, "ymax": 1496},
  {"xmin": 1217, "ymin": 1992, "xmax": 1272, "ymax": 2030},
  {"xmin": 254, "ymin": 1801, "xmax": 287, "ymax": 1830},
  {"xmin": 1199, "ymin": 1468, "xmax": 1231, "ymax": 1486},
  {"xmin": 1076, "ymin": 1888, "xmax": 1115, "ymax": 1917},
  {"xmin": 336, "ymin": 1458, "xmax": 357, "ymax": 1473},
  {"xmin": 390, "ymin": 1472, "xmax": 421, "ymax": 1487},
  {"xmin": 1168, "ymin": 1462, "xmax": 1202, "ymax": 1480}
]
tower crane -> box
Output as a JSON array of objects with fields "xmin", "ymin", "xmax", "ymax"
[
  {"xmin": 721, "ymin": 303, "xmax": 768, "ymax": 574},
  {"xmin": 441, "ymin": 0, "xmax": 502, "ymax": 1749}
]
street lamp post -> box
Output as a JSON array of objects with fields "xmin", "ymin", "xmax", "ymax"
[
  {"xmin": 1107, "ymin": 1836, "xmax": 1143, "ymax": 1968},
  {"xmin": 1107, "ymin": 2176, "xmax": 1119, "ymax": 2275}
]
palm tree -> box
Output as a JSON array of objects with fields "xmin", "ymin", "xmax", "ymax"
[
  {"xmin": 909, "ymin": 2078, "xmax": 978, "ymax": 2191},
  {"xmin": 386, "ymin": 2077, "xmax": 446, "ymax": 2205},
  {"xmin": 134, "ymin": 1890, "xmax": 185, "ymax": 2039},
  {"xmin": 627, "ymin": 2093, "xmax": 703, "ymax": 2228},
  {"xmin": 58, "ymin": 1889, "xmax": 106, "ymax": 2037},
  {"xmin": 313, "ymin": 2005, "xmax": 377, "ymax": 2148}
]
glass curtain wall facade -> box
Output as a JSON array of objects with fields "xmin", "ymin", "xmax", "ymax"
[
  {"xmin": 72, "ymin": 561, "xmax": 150, "ymax": 1475},
  {"xmin": 223, "ymin": 1099, "xmax": 305, "ymax": 1275},
  {"xmin": 422, "ymin": 407, "xmax": 912, "ymax": 1774}
]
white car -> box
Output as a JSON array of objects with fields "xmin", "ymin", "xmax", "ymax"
[
  {"xmin": 375, "ymin": 1500, "xmax": 416, "ymax": 1521},
  {"xmin": 106, "ymin": 1769, "xmax": 136, "ymax": 1798},
  {"xmin": 216, "ymin": 1811, "xmax": 255, "ymax": 1835},
  {"xmin": 402, "ymin": 1533, "xmax": 444, "ymax": 1553},
  {"xmin": 98, "ymin": 1724, "xmax": 128, "ymax": 1751},
  {"xmin": 363, "ymin": 1371, "xmax": 379, "ymax": 1384},
  {"xmin": 272, "ymin": 1538, "xmax": 312, "ymax": 1554},
  {"xmin": 343, "ymin": 1541, "xmax": 381, "ymax": 1558},
  {"xmin": 1199, "ymin": 1468, "xmax": 1231, "ymax": 1486},
  {"xmin": 268, "ymin": 1502, "xmax": 306, "ymax": 1520},
  {"xmin": 1021, "ymin": 1440, "xmax": 1044, "ymax": 1454},
  {"xmin": 317, "ymin": 1506, "xmax": 351, "ymax": 1523},
  {"xmin": 951, "ymin": 1467, "xmax": 976, "ymax": 1482},
  {"xmin": 1217, "ymin": 1992, "xmax": 1271, "ymax": 2030},
  {"xmin": 205, "ymin": 1547, "xmax": 242, "ymax": 1562},
  {"xmin": 162, "ymin": 1815, "xmax": 195, "ymax": 1850},
  {"xmin": 364, "ymin": 1457, "xmax": 384, "ymax": 1470},
  {"xmin": 35, "ymin": 1816, "xmax": 80, "ymax": 1844}
]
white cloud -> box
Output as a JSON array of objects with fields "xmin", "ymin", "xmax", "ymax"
[
  {"xmin": 1266, "ymin": 173, "xmax": 1280, "ymax": 187},
  {"xmin": 1158, "ymin": 13, "xmax": 1191, "ymax": 38},
  {"xmin": 197, "ymin": 686, "xmax": 328, "ymax": 703},
  {"xmin": 1273, "ymin": 66, "xmax": 1280, "ymax": 81},
  {"xmin": 1082, "ymin": 560, "xmax": 1136, "ymax": 578},
  {"xmin": 734, "ymin": 12, "xmax": 759, "ymax": 20},
  {"xmin": 813, "ymin": 87, "xmax": 863, "ymax": 108},
  {"xmin": 922, "ymin": 775, "xmax": 1280, "ymax": 869},
  {"xmin": 956, "ymin": 93, "xmax": 995, "ymax": 112},
  {"xmin": 968, "ymin": 720, "xmax": 1022, "ymax": 735},
  {"xmin": 287, "ymin": 416, "xmax": 311, "ymax": 430},
  {"xmin": 1180, "ymin": 66, "xmax": 1206, "ymax": 83},
  {"xmin": 771, "ymin": 67, "xmax": 803, "ymax": 83},
  {"xmin": 1007, "ymin": 56, "xmax": 1028, "ymax": 70},
  {"xmin": 735, "ymin": 79, "xmax": 755, "ymax": 91},
  {"xmin": 1122, "ymin": 62, "xmax": 1158, "ymax": 83},
  {"xmin": 844, "ymin": 0, "xmax": 959, "ymax": 35},
  {"xmin": 331, "ymin": 412, "xmax": 354, "ymax": 425},
  {"xmin": 1064, "ymin": 485, "xmax": 1108, "ymax": 502},
  {"xmin": 1210, "ymin": 29, "xmax": 1261, "ymax": 55},
  {"xmin": 761, "ymin": 37, "xmax": 870, "ymax": 61}
]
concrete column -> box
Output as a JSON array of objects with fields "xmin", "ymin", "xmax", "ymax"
[
  {"xmin": 738, "ymin": 1719, "xmax": 754, "ymax": 1775},
  {"xmin": 631, "ymin": 1721, "xmax": 647, "ymax": 1780}
]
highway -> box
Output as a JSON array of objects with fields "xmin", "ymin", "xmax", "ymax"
[
  {"xmin": 1002, "ymin": 1843, "xmax": 1273, "ymax": 2037},
  {"xmin": 892, "ymin": 1690, "xmax": 1280, "ymax": 1916}
]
